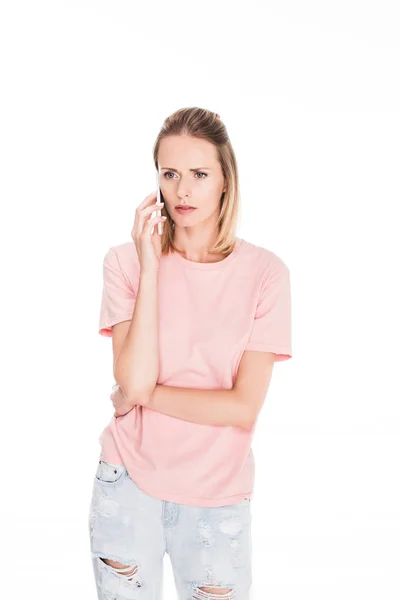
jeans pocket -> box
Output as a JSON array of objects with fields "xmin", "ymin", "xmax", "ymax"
[{"xmin": 94, "ymin": 460, "xmax": 128, "ymax": 485}]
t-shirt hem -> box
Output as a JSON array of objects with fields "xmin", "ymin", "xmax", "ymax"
[
  {"xmin": 244, "ymin": 343, "xmax": 292, "ymax": 356},
  {"xmin": 99, "ymin": 313, "xmax": 134, "ymax": 336},
  {"xmin": 130, "ymin": 481, "xmax": 253, "ymax": 506}
]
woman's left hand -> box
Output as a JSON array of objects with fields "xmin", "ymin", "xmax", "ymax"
[{"xmin": 110, "ymin": 384, "xmax": 136, "ymax": 418}]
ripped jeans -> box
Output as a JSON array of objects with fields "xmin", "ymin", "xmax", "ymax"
[{"xmin": 88, "ymin": 460, "xmax": 253, "ymax": 600}]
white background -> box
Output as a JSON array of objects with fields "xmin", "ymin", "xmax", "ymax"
[{"xmin": 1, "ymin": 1, "xmax": 399, "ymax": 598}]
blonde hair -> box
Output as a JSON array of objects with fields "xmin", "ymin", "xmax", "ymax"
[{"xmin": 152, "ymin": 107, "xmax": 241, "ymax": 257}]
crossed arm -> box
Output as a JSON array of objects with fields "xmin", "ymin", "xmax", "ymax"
[{"xmin": 112, "ymin": 350, "xmax": 275, "ymax": 431}]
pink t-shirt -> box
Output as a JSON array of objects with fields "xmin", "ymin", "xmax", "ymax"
[{"xmin": 97, "ymin": 237, "xmax": 292, "ymax": 507}]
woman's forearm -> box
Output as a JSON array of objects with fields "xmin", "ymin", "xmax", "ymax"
[
  {"xmin": 144, "ymin": 384, "xmax": 252, "ymax": 430},
  {"xmin": 114, "ymin": 268, "xmax": 159, "ymax": 403}
]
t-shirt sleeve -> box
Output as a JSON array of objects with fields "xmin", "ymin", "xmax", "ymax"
[
  {"xmin": 98, "ymin": 247, "xmax": 137, "ymax": 337},
  {"xmin": 244, "ymin": 258, "xmax": 292, "ymax": 361}
]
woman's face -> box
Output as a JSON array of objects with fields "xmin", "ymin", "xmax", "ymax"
[{"xmin": 157, "ymin": 135, "xmax": 226, "ymax": 227}]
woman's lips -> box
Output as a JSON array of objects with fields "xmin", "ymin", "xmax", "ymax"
[{"xmin": 175, "ymin": 207, "xmax": 197, "ymax": 215}]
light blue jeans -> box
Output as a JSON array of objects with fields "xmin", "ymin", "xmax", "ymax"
[{"xmin": 88, "ymin": 459, "xmax": 253, "ymax": 599}]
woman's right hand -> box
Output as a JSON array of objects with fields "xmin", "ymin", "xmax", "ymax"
[{"xmin": 131, "ymin": 191, "xmax": 167, "ymax": 272}]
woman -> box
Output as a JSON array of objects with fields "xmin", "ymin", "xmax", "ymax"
[{"xmin": 88, "ymin": 107, "xmax": 292, "ymax": 600}]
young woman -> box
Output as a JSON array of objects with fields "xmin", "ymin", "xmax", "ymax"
[{"xmin": 88, "ymin": 107, "xmax": 292, "ymax": 600}]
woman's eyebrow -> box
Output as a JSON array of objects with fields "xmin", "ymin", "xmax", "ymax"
[{"xmin": 159, "ymin": 167, "xmax": 212, "ymax": 172}]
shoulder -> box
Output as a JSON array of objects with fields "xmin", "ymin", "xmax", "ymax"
[
  {"xmin": 103, "ymin": 241, "xmax": 140, "ymax": 285},
  {"xmin": 239, "ymin": 238, "xmax": 289, "ymax": 277}
]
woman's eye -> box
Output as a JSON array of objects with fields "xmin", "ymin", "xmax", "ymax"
[{"xmin": 163, "ymin": 171, "xmax": 207, "ymax": 179}]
